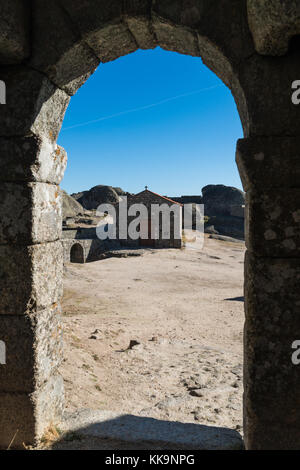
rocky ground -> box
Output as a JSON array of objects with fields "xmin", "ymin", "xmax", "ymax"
[{"xmin": 55, "ymin": 234, "xmax": 245, "ymax": 448}]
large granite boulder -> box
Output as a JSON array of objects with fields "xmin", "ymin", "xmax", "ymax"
[
  {"xmin": 113, "ymin": 187, "xmax": 128, "ymax": 197},
  {"xmin": 61, "ymin": 190, "xmax": 84, "ymax": 219},
  {"xmin": 71, "ymin": 185, "xmax": 120, "ymax": 210},
  {"xmin": 205, "ymin": 215, "xmax": 245, "ymax": 240},
  {"xmin": 202, "ymin": 185, "xmax": 245, "ymax": 217}
]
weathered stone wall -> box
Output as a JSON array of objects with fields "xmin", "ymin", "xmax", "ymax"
[
  {"xmin": 61, "ymin": 237, "xmax": 107, "ymax": 263},
  {"xmin": 0, "ymin": 0, "xmax": 300, "ymax": 449},
  {"xmin": 62, "ymin": 239, "xmax": 90, "ymax": 263},
  {"xmin": 236, "ymin": 134, "xmax": 300, "ymax": 449},
  {"xmin": 62, "ymin": 227, "xmax": 98, "ymax": 240},
  {"xmin": 0, "ymin": 143, "xmax": 66, "ymax": 447}
]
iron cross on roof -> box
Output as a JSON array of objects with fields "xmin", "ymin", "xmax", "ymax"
[{"xmin": 145, "ymin": 185, "xmax": 148, "ymax": 190}]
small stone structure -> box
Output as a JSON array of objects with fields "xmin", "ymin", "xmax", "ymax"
[
  {"xmin": 62, "ymin": 188, "xmax": 184, "ymax": 263},
  {"xmin": 62, "ymin": 227, "xmax": 115, "ymax": 263},
  {"xmin": 62, "ymin": 238, "xmax": 93, "ymax": 264},
  {"xmin": 1, "ymin": 0, "xmax": 300, "ymax": 450},
  {"xmin": 70, "ymin": 243, "xmax": 85, "ymax": 263},
  {"xmin": 117, "ymin": 189, "xmax": 183, "ymax": 249}
]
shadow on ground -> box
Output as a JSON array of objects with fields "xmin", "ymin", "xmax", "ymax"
[
  {"xmin": 49, "ymin": 410, "xmax": 243, "ymax": 450},
  {"xmin": 224, "ymin": 296, "xmax": 244, "ymax": 302}
]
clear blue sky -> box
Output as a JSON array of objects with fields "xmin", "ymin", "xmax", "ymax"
[{"xmin": 58, "ymin": 47, "xmax": 243, "ymax": 196}]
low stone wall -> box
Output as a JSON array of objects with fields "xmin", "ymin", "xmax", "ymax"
[
  {"xmin": 62, "ymin": 239, "xmax": 107, "ymax": 263},
  {"xmin": 62, "ymin": 239, "xmax": 91, "ymax": 263},
  {"xmin": 62, "ymin": 227, "xmax": 98, "ymax": 240}
]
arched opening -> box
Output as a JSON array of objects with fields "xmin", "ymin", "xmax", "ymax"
[
  {"xmin": 0, "ymin": 5, "xmax": 255, "ymax": 446},
  {"xmin": 70, "ymin": 243, "xmax": 85, "ymax": 263},
  {"xmin": 58, "ymin": 43, "xmax": 245, "ymax": 448}
]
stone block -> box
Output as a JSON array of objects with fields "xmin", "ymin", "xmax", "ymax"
[
  {"xmin": 126, "ymin": 17, "xmax": 156, "ymax": 50},
  {"xmin": 60, "ymin": 0, "xmax": 137, "ymax": 62},
  {"xmin": 0, "ymin": 374, "xmax": 64, "ymax": 449},
  {"xmin": 152, "ymin": 0, "xmax": 203, "ymax": 28},
  {"xmin": 246, "ymin": 189, "xmax": 300, "ymax": 257},
  {"xmin": 152, "ymin": 0, "xmax": 254, "ymax": 63},
  {"xmin": 123, "ymin": 0, "xmax": 156, "ymax": 49},
  {"xmin": 0, "ymin": 182, "xmax": 62, "ymax": 244},
  {"xmin": 236, "ymin": 52, "xmax": 300, "ymax": 137},
  {"xmin": 245, "ymin": 252, "xmax": 300, "ymax": 338},
  {"xmin": 30, "ymin": 0, "xmax": 99, "ymax": 95},
  {"xmin": 152, "ymin": 16, "xmax": 199, "ymax": 56},
  {"xmin": 200, "ymin": 0, "xmax": 254, "ymax": 65},
  {"xmin": 236, "ymin": 137, "xmax": 300, "ymax": 191},
  {"xmin": 244, "ymin": 252, "xmax": 300, "ymax": 448},
  {"xmin": 245, "ymin": 335, "xmax": 295, "ymax": 417},
  {"xmin": 247, "ymin": 0, "xmax": 300, "ymax": 56},
  {"xmin": 0, "ymin": 136, "xmax": 67, "ymax": 184},
  {"xmin": 85, "ymin": 23, "xmax": 138, "ymax": 63},
  {"xmin": 0, "ymin": 66, "xmax": 70, "ymax": 140},
  {"xmin": 0, "ymin": 0, "xmax": 30, "ymax": 64},
  {"xmin": 197, "ymin": 34, "xmax": 233, "ymax": 89},
  {"xmin": 244, "ymin": 417, "xmax": 300, "ymax": 451},
  {"xmin": 0, "ymin": 305, "xmax": 63, "ymax": 392},
  {"xmin": 0, "ymin": 241, "xmax": 63, "ymax": 315},
  {"xmin": 34, "ymin": 373, "xmax": 64, "ymax": 440},
  {"xmin": 60, "ymin": 0, "xmax": 122, "ymax": 37}
]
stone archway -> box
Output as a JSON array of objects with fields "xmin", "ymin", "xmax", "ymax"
[
  {"xmin": 0, "ymin": 1, "xmax": 300, "ymax": 450},
  {"xmin": 70, "ymin": 243, "xmax": 85, "ymax": 264}
]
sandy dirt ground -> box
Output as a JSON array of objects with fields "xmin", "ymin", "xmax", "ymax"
[{"xmin": 59, "ymin": 234, "xmax": 245, "ymax": 441}]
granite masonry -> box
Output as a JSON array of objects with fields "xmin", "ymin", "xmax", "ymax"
[{"xmin": 0, "ymin": 0, "xmax": 300, "ymax": 449}]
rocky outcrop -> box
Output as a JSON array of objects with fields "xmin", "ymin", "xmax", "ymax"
[
  {"xmin": 202, "ymin": 185, "xmax": 245, "ymax": 217},
  {"xmin": 113, "ymin": 187, "xmax": 129, "ymax": 197},
  {"xmin": 205, "ymin": 215, "xmax": 244, "ymax": 240},
  {"xmin": 61, "ymin": 190, "xmax": 84, "ymax": 219},
  {"xmin": 200, "ymin": 185, "xmax": 245, "ymax": 240},
  {"xmin": 71, "ymin": 185, "xmax": 121, "ymax": 210}
]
